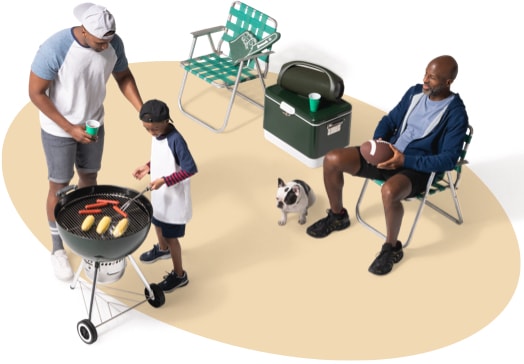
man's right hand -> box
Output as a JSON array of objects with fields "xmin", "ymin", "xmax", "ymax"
[{"xmin": 69, "ymin": 124, "xmax": 97, "ymax": 143}]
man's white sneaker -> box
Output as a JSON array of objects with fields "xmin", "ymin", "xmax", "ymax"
[{"xmin": 51, "ymin": 249, "xmax": 74, "ymax": 281}]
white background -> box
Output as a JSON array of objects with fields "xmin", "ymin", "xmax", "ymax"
[{"xmin": 1, "ymin": 0, "xmax": 522, "ymax": 362}]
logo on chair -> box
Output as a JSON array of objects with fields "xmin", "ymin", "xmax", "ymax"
[
  {"xmin": 230, "ymin": 31, "xmax": 281, "ymax": 64},
  {"xmin": 239, "ymin": 31, "xmax": 257, "ymax": 50}
]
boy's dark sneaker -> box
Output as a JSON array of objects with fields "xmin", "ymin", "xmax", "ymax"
[
  {"xmin": 139, "ymin": 244, "xmax": 170, "ymax": 263},
  {"xmin": 158, "ymin": 270, "xmax": 189, "ymax": 293},
  {"xmin": 368, "ymin": 242, "xmax": 404, "ymax": 275},
  {"xmin": 306, "ymin": 209, "xmax": 350, "ymax": 238}
]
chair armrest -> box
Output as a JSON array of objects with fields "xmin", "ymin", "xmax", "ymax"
[{"xmin": 191, "ymin": 25, "xmax": 225, "ymax": 38}]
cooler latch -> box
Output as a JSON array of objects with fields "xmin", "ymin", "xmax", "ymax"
[
  {"xmin": 327, "ymin": 120, "xmax": 343, "ymax": 135},
  {"xmin": 279, "ymin": 101, "xmax": 295, "ymax": 116}
]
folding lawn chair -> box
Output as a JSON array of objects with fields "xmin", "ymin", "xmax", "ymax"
[
  {"xmin": 178, "ymin": 1, "xmax": 280, "ymax": 133},
  {"xmin": 355, "ymin": 124, "xmax": 474, "ymax": 248}
]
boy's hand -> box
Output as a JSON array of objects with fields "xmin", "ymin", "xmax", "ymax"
[{"xmin": 132, "ymin": 164, "xmax": 150, "ymax": 180}]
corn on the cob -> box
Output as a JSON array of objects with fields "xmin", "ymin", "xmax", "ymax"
[
  {"xmin": 96, "ymin": 216, "xmax": 112, "ymax": 234},
  {"xmin": 81, "ymin": 215, "xmax": 95, "ymax": 232},
  {"xmin": 112, "ymin": 218, "xmax": 129, "ymax": 238}
]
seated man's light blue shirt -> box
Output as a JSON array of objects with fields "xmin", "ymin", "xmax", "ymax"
[{"xmin": 394, "ymin": 94, "xmax": 454, "ymax": 152}]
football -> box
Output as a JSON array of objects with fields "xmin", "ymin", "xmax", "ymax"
[{"xmin": 360, "ymin": 139, "xmax": 394, "ymax": 166}]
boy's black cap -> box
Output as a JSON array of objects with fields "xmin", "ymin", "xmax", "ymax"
[{"xmin": 140, "ymin": 99, "xmax": 170, "ymax": 122}]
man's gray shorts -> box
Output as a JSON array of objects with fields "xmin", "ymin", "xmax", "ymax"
[{"xmin": 41, "ymin": 126, "xmax": 105, "ymax": 184}]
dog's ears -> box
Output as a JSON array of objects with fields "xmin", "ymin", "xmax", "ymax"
[
  {"xmin": 278, "ymin": 178, "xmax": 285, "ymax": 187},
  {"xmin": 292, "ymin": 185, "xmax": 301, "ymax": 194}
]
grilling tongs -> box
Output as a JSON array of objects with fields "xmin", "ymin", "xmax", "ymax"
[{"xmin": 121, "ymin": 186, "xmax": 151, "ymax": 212}]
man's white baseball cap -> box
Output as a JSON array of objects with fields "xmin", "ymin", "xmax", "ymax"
[{"xmin": 74, "ymin": 3, "xmax": 116, "ymax": 40}]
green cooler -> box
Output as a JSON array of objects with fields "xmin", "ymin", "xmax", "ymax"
[{"xmin": 263, "ymin": 84, "xmax": 352, "ymax": 168}]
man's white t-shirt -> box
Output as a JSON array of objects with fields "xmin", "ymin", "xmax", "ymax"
[{"xmin": 31, "ymin": 28, "xmax": 128, "ymax": 137}]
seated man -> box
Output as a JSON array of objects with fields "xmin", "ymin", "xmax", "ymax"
[{"xmin": 306, "ymin": 55, "xmax": 469, "ymax": 275}]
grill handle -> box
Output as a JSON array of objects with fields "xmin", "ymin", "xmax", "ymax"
[{"xmin": 56, "ymin": 185, "xmax": 78, "ymax": 199}]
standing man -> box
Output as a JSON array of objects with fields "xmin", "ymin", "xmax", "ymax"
[
  {"xmin": 29, "ymin": 3, "xmax": 143, "ymax": 281},
  {"xmin": 306, "ymin": 55, "xmax": 468, "ymax": 275}
]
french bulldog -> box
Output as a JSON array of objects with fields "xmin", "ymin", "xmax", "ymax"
[{"xmin": 276, "ymin": 177, "xmax": 316, "ymax": 225}]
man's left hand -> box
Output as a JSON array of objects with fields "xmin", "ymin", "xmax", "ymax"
[{"xmin": 377, "ymin": 144, "xmax": 404, "ymax": 170}]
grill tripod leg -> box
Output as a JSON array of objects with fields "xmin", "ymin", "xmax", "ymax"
[
  {"xmin": 86, "ymin": 262, "xmax": 100, "ymax": 321},
  {"xmin": 127, "ymin": 255, "xmax": 154, "ymax": 296},
  {"xmin": 70, "ymin": 259, "xmax": 85, "ymax": 289}
]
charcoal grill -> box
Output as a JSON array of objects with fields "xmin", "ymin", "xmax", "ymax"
[{"xmin": 54, "ymin": 185, "xmax": 165, "ymax": 344}]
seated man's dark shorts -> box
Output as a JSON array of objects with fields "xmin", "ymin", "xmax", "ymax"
[{"xmin": 355, "ymin": 147, "xmax": 431, "ymax": 198}]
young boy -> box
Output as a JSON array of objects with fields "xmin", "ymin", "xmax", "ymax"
[{"xmin": 133, "ymin": 99, "xmax": 197, "ymax": 292}]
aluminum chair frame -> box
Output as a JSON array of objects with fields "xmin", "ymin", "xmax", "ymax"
[{"xmin": 355, "ymin": 124, "xmax": 473, "ymax": 248}]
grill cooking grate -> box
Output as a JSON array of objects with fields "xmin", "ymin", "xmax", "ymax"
[{"xmin": 56, "ymin": 192, "xmax": 151, "ymax": 240}]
